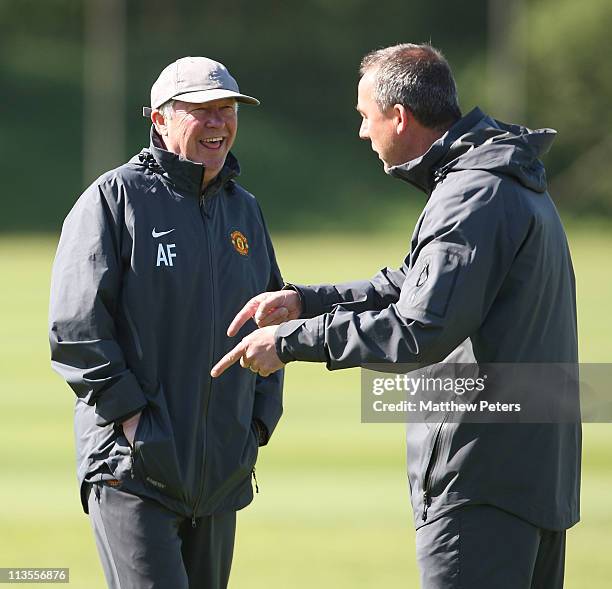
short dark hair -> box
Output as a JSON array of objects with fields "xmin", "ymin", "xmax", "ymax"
[{"xmin": 360, "ymin": 43, "xmax": 461, "ymax": 131}]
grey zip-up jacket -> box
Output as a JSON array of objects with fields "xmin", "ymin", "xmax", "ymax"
[
  {"xmin": 49, "ymin": 129, "xmax": 283, "ymax": 519},
  {"xmin": 275, "ymin": 107, "xmax": 580, "ymax": 531}
]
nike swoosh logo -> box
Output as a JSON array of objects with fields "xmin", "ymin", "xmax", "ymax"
[{"xmin": 152, "ymin": 228, "xmax": 175, "ymax": 238}]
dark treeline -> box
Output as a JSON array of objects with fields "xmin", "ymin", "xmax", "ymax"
[{"xmin": 1, "ymin": 0, "xmax": 611, "ymax": 233}]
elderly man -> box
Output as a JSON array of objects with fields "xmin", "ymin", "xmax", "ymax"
[
  {"xmin": 212, "ymin": 44, "xmax": 580, "ymax": 588},
  {"xmin": 49, "ymin": 56, "xmax": 283, "ymax": 589}
]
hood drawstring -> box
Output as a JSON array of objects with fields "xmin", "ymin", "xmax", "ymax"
[
  {"xmin": 432, "ymin": 167, "xmax": 449, "ymax": 186},
  {"xmin": 138, "ymin": 151, "xmax": 162, "ymax": 173}
]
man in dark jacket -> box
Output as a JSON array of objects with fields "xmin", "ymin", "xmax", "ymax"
[
  {"xmin": 49, "ymin": 56, "xmax": 283, "ymax": 589},
  {"xmin": 212, "ymin": 44, "xmax": 580, "ymax": 588}
]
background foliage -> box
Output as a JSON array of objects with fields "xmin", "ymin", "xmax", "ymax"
[{"xmin": 2, "ymin": 0, "xmax": 611, "ymax": 232}]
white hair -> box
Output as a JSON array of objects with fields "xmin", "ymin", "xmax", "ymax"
[{"xmin": 158, "ymin": 99, "xmax": 175, "ymax": 120}]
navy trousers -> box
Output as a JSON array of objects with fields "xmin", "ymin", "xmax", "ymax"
[
  {"xmin": 87, "ymin": 483, "xmax": 236, "ymax": 589},
  {"xmin": 416, "ymin": 505, "xmax": 566, "ymax": 589}
]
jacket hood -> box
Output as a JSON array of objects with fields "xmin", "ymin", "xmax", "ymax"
[
  {"xmin": 129, "ymin": 126, "xmax": 240, "ymax": 197},
  {"xmin": 389, "ymin": 107, "xmax": 556, "ymax": 194}
]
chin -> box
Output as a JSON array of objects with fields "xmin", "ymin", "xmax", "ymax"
[{"xmin": 205, "ymin": 161, "xmax": 224, "ymax": 175}]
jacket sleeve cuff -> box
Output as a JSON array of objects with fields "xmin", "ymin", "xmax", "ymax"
[
  {"xmin": 274, "ymin": 317, "xmax": 327, "ymax": 363},
  {"xmin": 94, "ymin": 371, "xmax": 148, "ymax": 426},
  {"xmin": 283, "ymin": 283, "xmax": 327, "ymax": 318},
  {"xmin": 252, "ymin": 370, "xmax": 284, "ymax": 445},
  {"xmin": 252, "ymin": 418, "xmax": 270, "ymax": 446}
]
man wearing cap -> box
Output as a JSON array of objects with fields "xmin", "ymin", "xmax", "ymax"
[{"xmin": 49, "ymin": 56, "xmax": 283, "ymax": 588}]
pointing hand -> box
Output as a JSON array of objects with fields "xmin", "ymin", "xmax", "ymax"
[
  {"xmin": 226, "ymin": 290, "xmax": 302, "ymax": 337},
  {"xmin": 211, "ymin": 326, "xmax": 284, "ymax": 378}
]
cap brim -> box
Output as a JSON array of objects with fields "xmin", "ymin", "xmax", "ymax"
[
  {"xmin": 172, "ymin": 89, "xmax": 260, "ymax": 106},
  {"xmin": 143, "ymin": 89, "xmax": 260, "ymax": 117}
]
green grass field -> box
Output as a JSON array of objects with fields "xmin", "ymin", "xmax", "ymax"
[{"xmin": 1, "ymin": 225, "xmax": 610, "ymax": 588}]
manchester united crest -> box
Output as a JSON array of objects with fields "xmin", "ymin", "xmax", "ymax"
[{"xmin": 230, "ymin": 230, "xmax": 249, "ymax": 256}]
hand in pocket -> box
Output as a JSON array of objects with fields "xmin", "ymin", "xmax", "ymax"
[{"xmin": 122, "ymin": 412, "xmax": 142, "ymax": 448}]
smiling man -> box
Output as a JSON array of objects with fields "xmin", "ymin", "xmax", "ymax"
[{"xmin": 49, "ymin": 57, "xmax": 283, "ymax": 589}]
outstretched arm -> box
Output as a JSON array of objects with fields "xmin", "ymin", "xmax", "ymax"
[
  {"xmin": 226, "ymin": 261, "xmax": 409, "ymax": 336},
  {"xmin": 213, "ymin": 182, "xmax": 523, "ymax": 377}
]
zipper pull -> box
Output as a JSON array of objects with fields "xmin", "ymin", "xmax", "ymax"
[
  {"xmin": 422, "ymin": 491, "xmax": 430, "ymax": 522},
  {"xmin": 192, "ymin": 515, "xmax": 197, "ymax": 528},
  {"xmin": 252, "ymin": 467, "xmax": 259, "ymax": 494}
]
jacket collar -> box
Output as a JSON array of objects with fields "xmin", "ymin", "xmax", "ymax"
[
  {"xmin": 387, "ymin": 107, "xmax": 487, "ymax": 194},
  {"xmin": 142, "ymin": 126, "xmax": 240, "ymax": 197}
]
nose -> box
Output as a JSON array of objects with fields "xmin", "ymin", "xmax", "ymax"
[
  {"xmin": 359, "ymin": 119, "xmax": 369, "ymax": 140},
  {"xmin": 205, "ymin": 109, "xmax": 224, "ymax": 128}
]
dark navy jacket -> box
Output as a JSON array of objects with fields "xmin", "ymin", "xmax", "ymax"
[{"xmin": 50, "ymin": 129, "xmax": 283, "ymax": 519}]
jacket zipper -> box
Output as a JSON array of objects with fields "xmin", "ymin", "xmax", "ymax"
[
  {"xmin": 252, "ymin": 466, "xmax": 259, "ymax": 494},
  {"xmin": 191, "ymin": 183, "xmax": 217, "ymax": 527},
  {"xmin": 130, "ymin": 446, "xmax": 135, "ymax": 479},
  {"xmin": 421, "ymin": 420, "xmax": 446, "ymax": 522}
]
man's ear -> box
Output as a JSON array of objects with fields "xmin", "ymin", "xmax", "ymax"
[
  {"xmin": 151, "ymin": 110, "xmax": 168, "ymax": 136},
  {"xmin": 393, "ymin": 104, "xmax": 410, "ymax": 135}
]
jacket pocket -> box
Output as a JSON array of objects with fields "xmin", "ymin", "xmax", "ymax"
[
  {"xmin": 201, "ymin": 421, "xmax": 259, "ymax": 513},
  {"xmin": 421, "ymin": 417, "xmax": 448, "ymax": 522},
  {"xmin": 400, "ymin": 244, "xmax": 465, "ymax": 319},
  {"xmin": 132, "ymin": 404, "xmax": 185, "ymax": 502}
]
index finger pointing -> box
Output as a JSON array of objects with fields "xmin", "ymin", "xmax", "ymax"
[
  {"xmin": 211, "ymin": 342, "xmax": 247, "ymax": 377},
  {"xmin": 227, "ymin": 296, "xmax": 264, "ymax": 337}
]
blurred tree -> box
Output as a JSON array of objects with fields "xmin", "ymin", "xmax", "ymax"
[
  {"xmin": 83, "ymin": 0, "xmax": 126, "ymax": 181},
  {"xmin": 488, "ymin": 0, "xmax": 527, "ymax": 122},
  {"xmin": 527, "ymin": 0, "xmax": 612, "ymax": 214},
  {"xmin": 0, "ymin": 0, "xmax": 83, "ymax": 232}
]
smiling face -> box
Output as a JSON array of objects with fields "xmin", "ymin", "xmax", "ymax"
[{"xmin": 154, "ymin": 98, "xmax": 238, "ymax": 186}]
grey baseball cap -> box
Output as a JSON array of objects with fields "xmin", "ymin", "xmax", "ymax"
[{"xmin": 142, "ymin": 56, "xmax": 259, "ymax": 117}]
